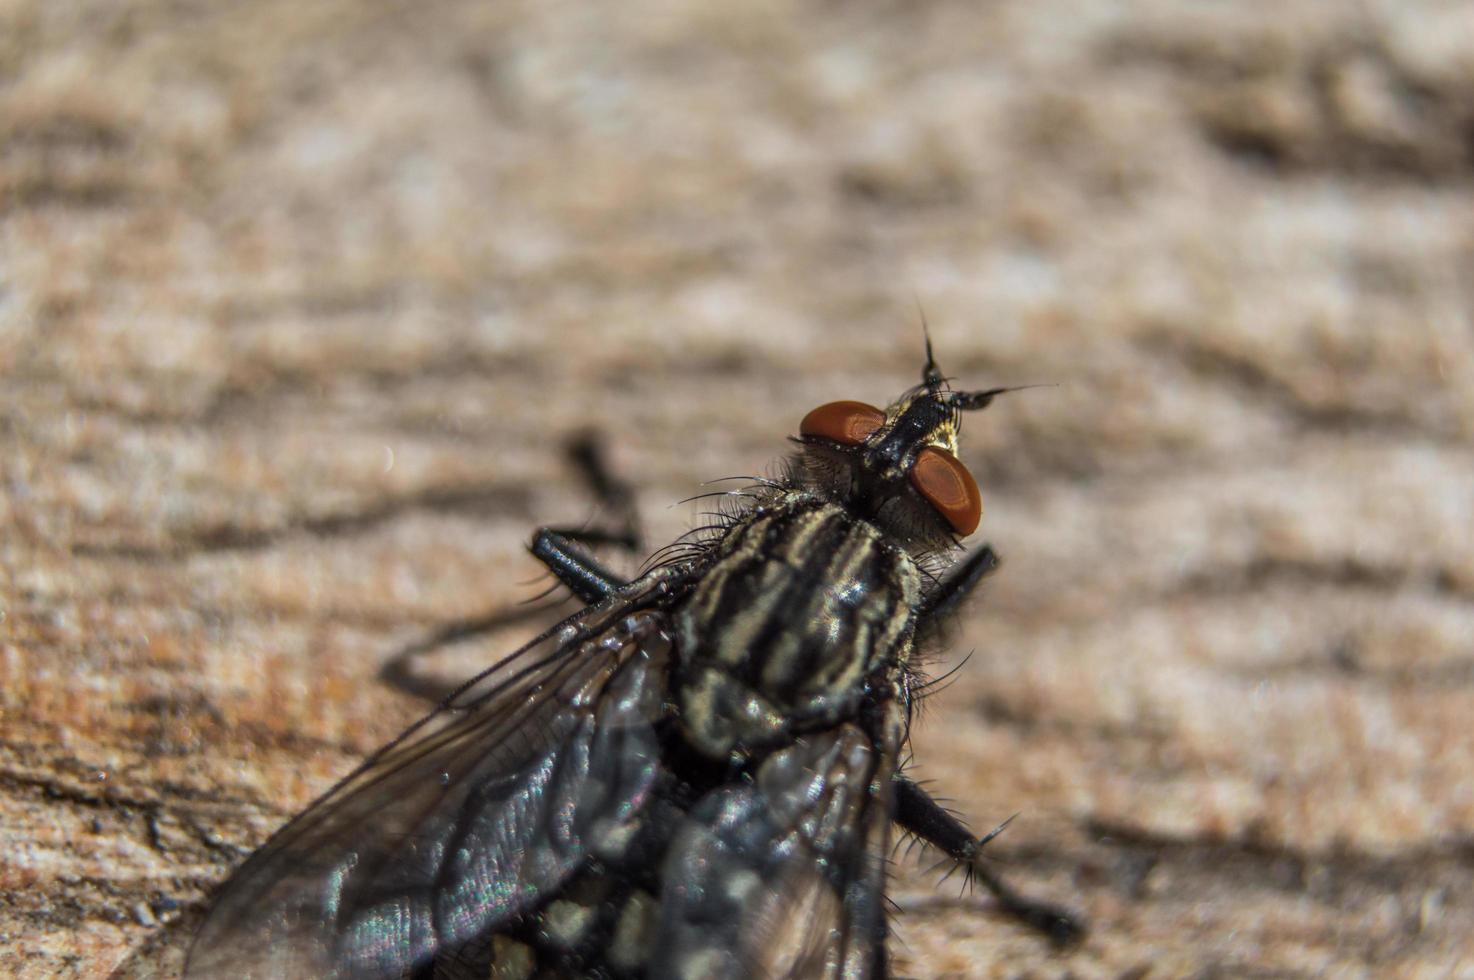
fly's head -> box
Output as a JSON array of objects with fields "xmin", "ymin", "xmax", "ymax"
[{"xmin": 794, "ymin": 341, "xmax": 1026, "ymax": 554}]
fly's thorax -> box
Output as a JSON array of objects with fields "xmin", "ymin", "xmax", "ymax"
[{"xmin": 672, "ymin": 497, "xmax": 921, "ymax": 759}]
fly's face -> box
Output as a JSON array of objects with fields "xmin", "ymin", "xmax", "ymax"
[{"xmin": 796, "ymin": 350, "xmax": 1020, "ymax": 553}]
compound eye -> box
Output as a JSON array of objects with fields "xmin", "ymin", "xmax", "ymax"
[
  {"xmin": 910, "ymin": 446, "xmax": 981, "ymax": 535},
  {"xmin": 799, "ymin": 401, "xmax": 886, "ymax": 446}
]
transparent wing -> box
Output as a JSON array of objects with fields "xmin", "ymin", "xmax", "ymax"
[
  {"xmin": 186, "ymin": 566, "xmax": 692, "ymax": 980},
  {"xmin": 653, "ymin": 709, "xmax": 904, "ymax": 980}
]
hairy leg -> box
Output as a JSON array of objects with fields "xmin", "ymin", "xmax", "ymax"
[{"xmin": 894, "ymin": 776, "xmax": 1084, "ymax": 946}]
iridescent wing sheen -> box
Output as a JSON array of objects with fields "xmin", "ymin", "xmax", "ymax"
[
  {"xmin": 652, "ymin": 709, "xmax": 904, "ymax": 980},
  {"xmin": 185, "ymin": 566, "xmax": 693, "ymax": 980}
]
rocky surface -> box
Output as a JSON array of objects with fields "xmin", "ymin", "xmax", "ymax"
[{"xmin": 3, "ymin": 1, "xmax": 1472, "ymax": 976}]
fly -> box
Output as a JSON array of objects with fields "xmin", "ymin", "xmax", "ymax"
[{"xmin": 185, "ymin": 340, "xmax": 1083, "ymax": 979}]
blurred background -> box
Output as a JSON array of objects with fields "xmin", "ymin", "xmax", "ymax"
[{"xmin": 3, "ymin": 1, "xmax": 1472, "ymax": 976}]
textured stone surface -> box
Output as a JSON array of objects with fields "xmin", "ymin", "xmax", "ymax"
[{"xmin": 2, "ymin": 1, "xmax": 1472, "ymax": 976}]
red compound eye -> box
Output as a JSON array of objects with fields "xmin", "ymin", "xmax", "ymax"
[
  {"xmin": 799, "ymin": 401, "xmax": 886, "ymax": 446},
  {"xmin": 910, "ymin": 446, "xmax": 981, "ymax": 535}
]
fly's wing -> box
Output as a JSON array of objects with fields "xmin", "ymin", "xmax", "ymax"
[
  {"xmin": 185, "ymin": 566, "xmax": 692, "ymax": 980},
  {"xmin": 652, "ymin": 710, "xmax": 904, "ymax": 980}
]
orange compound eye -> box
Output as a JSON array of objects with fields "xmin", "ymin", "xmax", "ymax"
[
  {"xmin": 799, "ymin": 401, "xmax": 886, "ymax": 446},
  {"xmin": 910, "ymin": 446, "xmax": 981, "ymax": 535}
]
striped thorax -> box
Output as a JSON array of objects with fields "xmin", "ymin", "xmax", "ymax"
[{"xmin": 674, "ymin": 496, "xmax": 921, "ymax": 759}]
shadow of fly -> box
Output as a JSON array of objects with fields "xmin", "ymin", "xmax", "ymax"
[{"xmin": 186, "ymin": 342, "xmax": 1082, "ymax": 979}]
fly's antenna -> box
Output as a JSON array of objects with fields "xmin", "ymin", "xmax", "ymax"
[{"xmin": 950, "ymin": 383, "xmax": 1057, "ymax": 412}]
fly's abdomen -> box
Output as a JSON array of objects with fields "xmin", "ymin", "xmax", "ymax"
[{"xmin": 674, "ymin": 499, "xmax": 919, "ymax": 758}]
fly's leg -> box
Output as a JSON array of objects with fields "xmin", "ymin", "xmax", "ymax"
[
  {"xmin": 914, "ymin": 545, "xmax": 999, "ymax": 644},
  {"xmin": 894, "ymin": 776, "xmax": 1085, "ymax": 946},
  {"xmin": 906, "ymin": 546, "xmax": 1085, "ymax": 946},
  {"xmin": 530, "ymin": 528, "xmax": 629, "ymax": 602},
  {"xmin": 530, "ymin": 431, "xmax": 643, "ymax": 601},
  {"xmin": 383, "ymin": 432, "xmax": 643, "ymax": 698}
]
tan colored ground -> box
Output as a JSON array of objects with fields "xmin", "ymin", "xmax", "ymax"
[{"xmin": 3, "ymin": 1, "xmax": 1473, "ymax": 977}]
